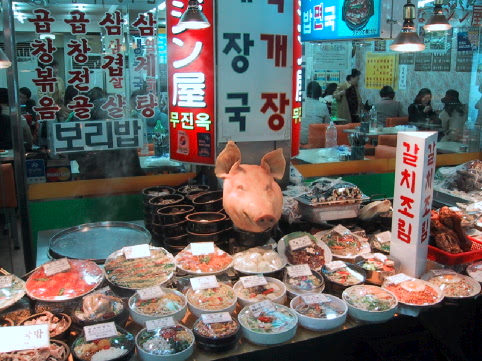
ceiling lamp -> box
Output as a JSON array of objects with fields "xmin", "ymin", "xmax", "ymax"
[
  {"xmin": 390, "ymin": 0, "xmax": 425, "ymax": 53},
  {"xmin": 424, "ymin": 0, "xmax": 451, "ymax": 31},
  {"xmin": 0, "ymin": 48, "xmax": 12, "ymax": 69},
  {"xmin": 178, "ymin": 0, "xmax": 210, "ymax": 29}
]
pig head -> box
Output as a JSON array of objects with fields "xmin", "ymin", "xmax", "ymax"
[{"xmin": 215, "ymin": 141, "xmax": 285, "ymax": 233}]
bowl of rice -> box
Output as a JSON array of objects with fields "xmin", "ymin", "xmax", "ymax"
[
  {"xmin": 128, "ymin": 288, "xmax": 187, "ymax": 326},
  {"xmin": 71, "ymin": 326, "xmax": 135, "ymax": 361},
  {"xmin": 135, "ymin": 325, "xmax": 194, "ymax": 361}
]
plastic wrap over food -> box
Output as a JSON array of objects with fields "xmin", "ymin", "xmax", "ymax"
[
  {"xmin": 297, "ymin": 179, "xmax": 362, "ymax": 205},
  {"xmin": 434, "ymin": 160, "xmax": 482, "ymax": 201}
]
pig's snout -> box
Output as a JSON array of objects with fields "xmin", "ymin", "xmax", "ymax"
[{"xmin": 255, "ymin": 214, "xmax": 276, "ymax": 228}]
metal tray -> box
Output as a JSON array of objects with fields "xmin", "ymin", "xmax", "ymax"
[{"xmin": 49, "ymin": 221, "xmax": 151, "ymax": 264}]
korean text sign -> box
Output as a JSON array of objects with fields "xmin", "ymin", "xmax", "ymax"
[
  {"xmin": 167, "ymin": 0, "xmax": 216, "ymax": 164},
  {"xmin": 301, "ymin": 0, "xmax": 381, "ymax": 41},
  {"xmin": 390, "ymin": 132, "xmax": 437, "ymax": 278},
  {"xmin": 217, "ymin": 0, "xmax": 293, "ymax": 142}
]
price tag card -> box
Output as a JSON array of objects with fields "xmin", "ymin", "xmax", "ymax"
[
  {"xmin": 146, "ymin": 317, "xmax": 176, "ymax": 331},
  {"xmin": 43, "ymin": 258, "xmax": 70, "ymax": 276},
  {"xmin": 376, "ymin": 231, "xmax": 391, "ymax": 244},
  {"xmin": 289, "ymin": 235, "xmax": 314, "ymax": 250},
  {"xmin": 240, "ymin": 276, "xmax": 268, "ymax": 288},
  {"xmin": 325, "ymin": 261, "xmax": 347, "ymax": 272},
  {"xmin": 249, "ymin": 300, "xmax": 276, "ymax": 317},
  {"xmin": 137, "ymin": 286, "xmax": 165, "ymax": 300},
  {"xmin": 0, "ymin": 324, "xmax": 50, "ymax": 353},
  {"xmin": 430, "ymin": 269, "xmax": 457, "ymax": 277},
  {"xmin": 301, "ymin": 294, "xmax": 330, "ymax": 304},
  {"xmin": 124, "ymin": 244, "xmax": 151, "ymax": 259},
  {"xmin": 286, "ymin": 264, "xmax": 312, "ymax": 277},
  {"xmin": 361, "ymin": 253, "xmax": 374, "ymax": 260},
  {"xmin": 333, "ymin": 225, "xmax": 350, "ymax": 235},
  {"xmin": 0, "ymin": 275, "xmax": 13, "ymax": 288},
  {"xmin": 201, "ymin": 312, "xmax": 232, "ymax": 324},
  {"xmin": 84, "ymin": 322, "xmax": 117, "ymax": 341},
  {"xmin": 386, "ymin": 273, "xmax": 412, "ymax": 285},
  {"xmin": 191, "ymin": 242, "xmax": 215, "ymax": 256},
  {"xmin": 190, "ymin": 275, "xmax": 219, "ymax": 290}
]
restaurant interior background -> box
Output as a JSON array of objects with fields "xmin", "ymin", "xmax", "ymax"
[{"xmin": 1, "ymin": 0, "xmax": 482, "ymax": 273}]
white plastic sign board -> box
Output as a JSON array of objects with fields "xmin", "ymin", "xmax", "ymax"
[
  {"xmin": 124, "ymin": 244, "xmax": 151, "ymax": 259},
  {"xmin": 137, "ymin": 286, "xmax": 165, "ymax": 300},
  {"xmin": 302, "ymin": 294, "xmax": 330, "ymax": 304},
  {"xmin": 190, "ymin": 276, "xmax": 219, "ymax": 290},
  {"xmin": 376, "ymin": 231, "xmax": 391, "ymax": 244},
  {"xmin": 286, "ymin": 264, "xmax": 312, "ymax": 277},
  {"xmin": 386, "ymin": 273, "xmax": 412, "ymax": 285},
  {"xmin": 146, "ymin": 317, "xmax": 176, "ymax": 331},
  {"xmin": 249, "ymin": 300, "xmax": 276, "ymax": 317},
  {"xmin": 240, "ymin": 276, "xmax": 268, "ymax": 288},
  {"xmin": 289, "ymin": 235, "xmax": 314, "ymax": 250},
  {"xmin": 43, "ymin": 258, "xmax": 70, "ymax": 276},
  {"xmin": 201, "ymin": 312, "xmax": 232, "ymax": 324},
  {"xmin": 390, "ymin": 132, "xmax": 437, "ymax": 277},
  {"xmin": 191, "ymin": 242, "xmax": 215, "ymax": 256},
  {"xmin": 325, "ymin": 261, "xmax": 347, "ymax": 272},
  {"xmin": 0, "ymin": 324, "xmax": 50, "ymax": 352},
  {"xmin": 84, "ymin": 322, "xmax": 117, "ymax": 341}
]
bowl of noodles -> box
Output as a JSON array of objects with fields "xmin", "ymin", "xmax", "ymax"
[
  {"xmin": 186, "ymin": 283, "xmax": 237, "ymax": 317},
  {"xmin": 128, "ymin": 288, "xmax": 187, "ymax": 326}
]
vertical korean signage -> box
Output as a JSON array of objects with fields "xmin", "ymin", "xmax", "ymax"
[
  {"xmin": 292, "ymin": 0, "xmax": 302, "ymax": 157},
  {"xmin": 301, "ymin": 0, "xmax": 381, "ymax": 41},
  {"xmin": 390, "ymin": 132, "xmax": 437, "ymax": 278},
  {"xmin": 217, "ymin": 0, "xmax": 293, "ymax": 142},
  {"xmin": 167, "ymin": 0, "xmax": 216, "ymax": 164}
]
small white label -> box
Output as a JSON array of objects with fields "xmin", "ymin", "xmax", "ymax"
[
  {"xmin": 43, "ymin": 258, "xmax": 70, "ymax": 276},
  {"xmin": 137, "ymin": 286, "xmax": 166, "ymax": 300},
  {"xmin": 361, "ymin": 253, "xmax": 374, "ymax": 260},
  {"xmin": 386, "ymin": 273, "xmax": 412, "ymax": 285},
  {"xmin": 249, "ymin": 300, "xmax": 276, "ymax": 317},
  {"xmin": 301, "ymin": 294, "xmax": 330, "ymax": 304},
  {"xmin": 201, "ymin": 312, "xmax": 232, "ymax": 324},
  {"xmin": 124, "ymin": 244, "xmax": 151, "ymax": 259},
  {"xmin": 333, "ymin": 225, "xmax": 350, "ymax": 235},
  {"xmin": 84, "ymin": 322, "xmax": 117, "ymax": 341},
  {"xmin": 191, "ymin": 242, "xmax": 215, "ymax": 256},
  {"xmin": 289, "ymin": 235, "xmax": 314, "ymax": 250},
  {"xmin": 240, "ymin": 276, "xmax": 268, "ymax": 288},
  {"xmin": 190, "ymin": 275, "xmax": 219, "ymax": 290},
  {"xmin": 146, "ymin": 317, "xmax": 176, "ymax": 331},
  {"xmin": 0, "ymin": 324, "xmax": 50, "ymax": 353},
  {"xmin": 0, "ymin": 275, "xmax": 13, "ymax": 288},
  {"xmin": 286, "ymin": 264, "xmax": 313, "ymax": 277},
  {"xmin": 430, "ymin": 269, "xmax": 457, "ymax": 277},
  {"xmin": 376, "ymin": 231, "xmax": 391, "ymax": 244},
  {"xmin": 325, "ymin": 261, "xmax": 347, "ymax": 272}
]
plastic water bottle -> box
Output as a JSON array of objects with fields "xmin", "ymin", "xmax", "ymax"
[
  {"xmin": 330, "ymin": 99, "xmax": 338, "ymax": 120},
  {"xmin": 153, "ymin": 120, "xmax": 165, "ymax": 156},
  {"xmin": 463, "ymin": 117, "xmax": 479, "ymax": 152},
  {"xmin": 326, "ymin": 120, "xmax": 337, "ymax": 148},
  {"xmin": 369, "ymin": 105, "xmax": 377, "ymax": 130}
]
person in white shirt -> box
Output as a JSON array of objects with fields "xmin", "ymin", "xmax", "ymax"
[
  {"xmin": 320, "ymin": 83, "xmax": 337, "ymax": 115},
  {"xmin": 300, "ymin": 81, "xmax": 330, "ymax": 145}
]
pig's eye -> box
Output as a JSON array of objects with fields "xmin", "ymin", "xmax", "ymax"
[{"xmin": 237, "ymin": 185, "xmax": 245, "ymax": 191}]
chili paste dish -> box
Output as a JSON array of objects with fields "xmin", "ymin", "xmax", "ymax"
[{"xmin": 175, "ymin": 245, "xmax": 233, "ymax": 275}]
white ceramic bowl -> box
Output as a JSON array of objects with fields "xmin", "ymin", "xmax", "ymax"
[
  {"xmin": 135, "ymin": 326, "xmax": 194, "ymax": 361},
  {"xmin": 128, "ymin": 288, "xmax": 187, "ymax": 326},
  {"xmin": 283, "ymin": 270, "xmax": 326, "ymax": 299},
  {"xmin": 290, "ymin": 293, "xmax": 347, "ymax": 331},
  {"xmin": 186, "ymin": 283, "xmax": 237, "ymax": 317},
  {"xmin": 342, "ymin": 285, "xmax": 398, "ymax": 323},
  {"xmin": 238, "ymin": 304, "xmax": 298, "ymax": 345},
  {"xmin": 233, "ymin": 277, "xmax": 287, "ymax": 307}
]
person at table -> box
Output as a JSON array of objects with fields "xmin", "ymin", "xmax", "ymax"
[
  {"xmin": 19, "ymin": 87, "xmax": 37, "ymax": 126},
  {"xmin": 375, "ymin": 86, "xmax": 405, "ymax": 126},
  {"xmin": 0, "ymin": 88, "xmax": 32, "ymax": 150},
  {"xmin": 333, "ymin": 69, "xmax": 362, "ymax": 122},
  {"xmin": 320, "ymin": 82, "xmax": 337, "ymax": 115},
  {"xmin": 439, "ymin": 89, "xmax": 468, "ymax": 142},
  {"xmin": 408, "ymin": 88, "xmax": 436, "ymax": 123},
  {"xmin": 300, "ymin": 81, "xmax": 330, "ymax": 146}
]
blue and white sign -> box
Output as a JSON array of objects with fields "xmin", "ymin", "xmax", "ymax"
[{"xmin": 301, "ymin": 0, "xmax": 381, "ymax": 41}]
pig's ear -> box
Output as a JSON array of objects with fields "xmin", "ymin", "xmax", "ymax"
[
  {"xmin": 215, "ymin": 140, "xmax": 242, "ymax": 179},
  {"xmin": 260, "ymin": 148, "xmax": 285, "ymax": 180}
]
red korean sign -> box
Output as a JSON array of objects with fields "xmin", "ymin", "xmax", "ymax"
[
  {"xmin": 291, "ymin": 0, "xmax": 302, "ymax": 157},
  {"xmin": 167, "ymin": 0, "xmax": 216, "ymax": 164}
]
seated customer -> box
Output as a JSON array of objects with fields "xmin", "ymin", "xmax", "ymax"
[
  {"xmin": 375, "ymin": 86, "xmax": 405, "ymax": 126},
  {"xmin": 300, "ymin": 81, "xmax": 330, "ymax": 146},
  {"xmin": 0, "ymin": 88, "xmax": 32, "ymax": 150},
  {"xmin": 439, "ymin": 90, "xmax": 468, "ymax": 142},
  {"xmin": 408, "ymin": 88, "xmax": 436, "ymax": 123},
  {"xmin": 320, "ymin": 82, "xmax": 337, "ymax": 114}
]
